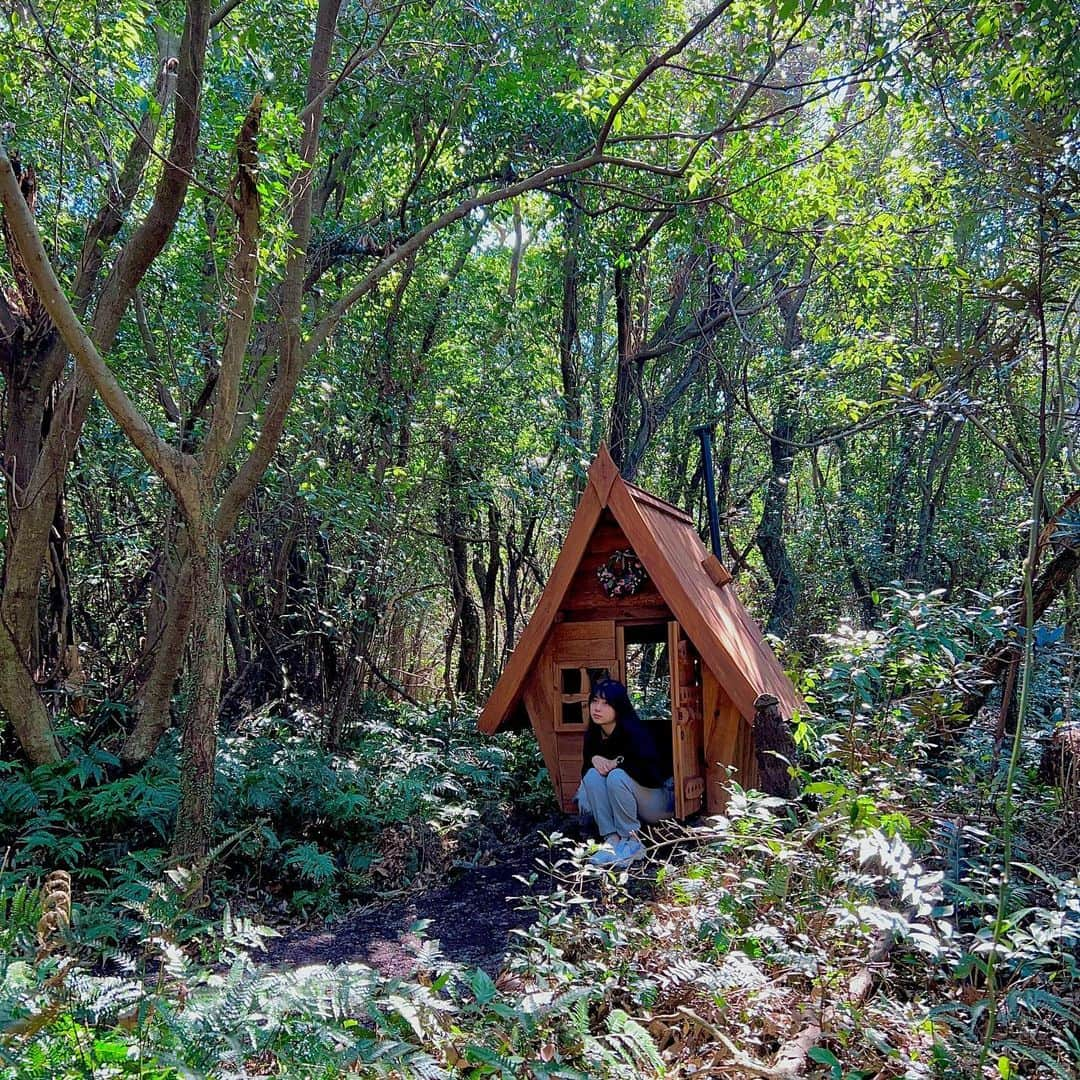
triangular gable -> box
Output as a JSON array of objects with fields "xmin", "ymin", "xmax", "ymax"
[
  {"xmin": 477, "ymin": 450, "xmax": 617, "ymax": 733},
  {"xmin": 479, "ymin": 445, "xmax": 802, "ymax": 733}
]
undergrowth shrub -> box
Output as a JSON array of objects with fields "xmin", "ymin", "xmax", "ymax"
[
  {"xmin": 0, "ymin": 700, "xmax": 550, "ymax": 933},
  {"xmin": 2, "ymin": 589, "xmax": 1076, "ymax": 1077},
  {"xmin": 790, "ymin": 589, "xmax": 1080, "ymax": 1077},
  {"xmin": 2, "ymin": 777, "xmax": 1077, "ymax": 1077}
]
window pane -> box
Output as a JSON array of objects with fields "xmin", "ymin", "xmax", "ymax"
[{"xmin": 562, "ymin": 701, "xmax": 585, "ymax": 726}]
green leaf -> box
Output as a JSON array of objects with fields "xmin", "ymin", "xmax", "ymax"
[
  {"xmin": 469, "ymin": 967, "xmax": 498, "ymax": 1005},
  {"xmin": 808, "ymin": 1046, "xmax": 842, "ymax": 1075}
]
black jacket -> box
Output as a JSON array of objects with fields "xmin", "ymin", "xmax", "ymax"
[{"xmin": 581, "ymin": 713, "xmax": 670, "ymax": 788}]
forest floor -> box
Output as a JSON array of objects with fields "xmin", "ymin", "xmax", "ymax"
[{"xmin": 262, "ymin": 812, "xmax": 568, "ymax": 976}]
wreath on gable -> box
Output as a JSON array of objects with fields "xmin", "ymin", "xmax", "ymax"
[{"xmin": 597, "ymin": 549, "xmax": 649, "ymax": 598}]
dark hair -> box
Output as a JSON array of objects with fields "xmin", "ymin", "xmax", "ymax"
[{"xmin": 588, "ymin": 678, "xmax": 641, "ymax": 725}]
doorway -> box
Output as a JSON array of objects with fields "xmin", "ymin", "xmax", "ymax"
[
  {"xmin": 619, "ymin": 622, "xmax": 674, "ymax": 786},
  {"xmin": 618, "ymin": 620, "xmax": 705, "ymax": 818}
]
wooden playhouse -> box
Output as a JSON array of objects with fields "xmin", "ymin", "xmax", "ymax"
[{"xmin": 478, "ymin": 445, "xmax": 803, "ymax": 819}]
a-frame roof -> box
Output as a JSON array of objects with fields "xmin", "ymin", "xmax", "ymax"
[{"xmin": 479, "ymin": 445, "xmax": 803, "ymax": 734}]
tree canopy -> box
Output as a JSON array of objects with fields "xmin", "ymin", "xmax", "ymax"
[{"xmin": 0, "ymin": 0, "xmax": 1078, "ymax": 1073}]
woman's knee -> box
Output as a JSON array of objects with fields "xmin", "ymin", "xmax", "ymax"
[{"xmin": 581, "ymin": 767, "xmax": 605, "ymax": 790}]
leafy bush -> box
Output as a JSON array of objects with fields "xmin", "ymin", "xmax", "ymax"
[{"xmin": 0, "ymin": 700, "xmax": 548, "ymax": 937}]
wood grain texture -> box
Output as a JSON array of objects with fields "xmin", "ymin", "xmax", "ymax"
[{"xmin": 670, "ymin": 622, "xmax": 705, "ymax": 818}]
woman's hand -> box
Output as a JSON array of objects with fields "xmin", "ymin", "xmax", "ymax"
[{"xmin": 592, "ymin": 755, "xmax": 620, "ymax": 776}]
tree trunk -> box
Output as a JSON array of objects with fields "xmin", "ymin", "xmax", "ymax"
[
  {"xmin": 121, "ymin": 536, "xmax": 197, "ymax": 767},
  {"xmin": 588, "ymin": 283, "xmax": 609, "ymax": 453},
  {"xmin": 959, "ymin": 539, "xmax": 1080, "ymax": 717},
  {"xmin": 438, "ymin": 427, "xmax": 480, "ymax": 695},
  {"xmin": 903, "ymin": 417, "xmax": 963, "ymax": 583},
  {"xmin": 44, "ymin": 488, "xmax": 86, "ymax": 709},
  {"xmin": 609, "ymin": 262, "xmax": 642, "ymax": 475},
  {"xmin": 756, "ymin": 398, "xmax": 800, "ymax": 637},
  {"xmin": 835, "ymin": 444, "xmax": 877, "ymax": 628},
  {"xmin": 880, "ymin": 426, "xmax": 916, "ymax": 563},
  {"xmin": 755, "ymin": 270, "xmax": 811, "ymax": 637},
  {"xmin": 172, "ymin": 519, "xmax": 225, "ymax": 864},
  {"xmin": 473, "ymin": 504, "xmax": 501, "ymax": 691},
  {"xmin": 500, "ymin": 507, "xmax": 537, "ymax": 658},
  {"xmin": 327, "ymin": 649, "xmax": 361, "ymax": 750},
  {"xmin": 0, "ymin": 23, "xmax": 190, "ymax": 764},
  {"xmin": 0, "ymin": 621, "xmax": 60, "ymax": 762},
  {"xmin": 559, "ymin": 202, "xmax": 583, "ymax": 469}
]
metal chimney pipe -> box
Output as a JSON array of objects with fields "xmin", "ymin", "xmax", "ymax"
[{"xmin": 693, "ymin": 423, "xmax": 723, "ymax": 560}]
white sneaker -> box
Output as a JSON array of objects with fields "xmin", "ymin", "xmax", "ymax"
[
  {"xmin": 591, "ymin": 835, "xmax": 645, "ymax": 870},
  {"xmin": 610, "ymin": 835, "xmax": 645, "ymax": 868},
  {"xmin": 589, "ymin": 836, "xmax": 621, "ymax": 866}
]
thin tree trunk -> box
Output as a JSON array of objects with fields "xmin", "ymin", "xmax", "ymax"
[
  {"xmin": 609, "ymin": 263, "xmax": 640, "ymax": 474},
  {"xmin": 122, "ymin": 552, "xmax": 197, "ymax": 767},
  {"xmin": 473, "ymin": 504, "xmax": 501, "ymax": 691},
  {"xmin": 172, "ymin": 521, "xmax": 225, "ymax": 863},
  {"xmin": 439, "ymin": 427, "xmax": 480, "ymax": 695},
  {"xmin": 959, "ymin": 539, "xmax": 1080, "ymax": 717},
  {"xmin": 559, "ymin": 202, "xmax": 583, "ymax": 464},
  {"xmin": 835, "ymin": 444, "xmax": 877, "ymax": 628},
  {"xmin": 757, "ymin": 398, "xmax": 800, "ymax": 636},
  {"xmin": 903, "ymin": 417, "xmax": 963, "ymax": 583},
  {"xmin": 588, "ymin": 282, "xmax": 609, "ymax": 453},
  {"xmin": 755, "ymin": 270, "xmax": 810, "ymax": 637},
  {"xmin": 881, "ymin": 427, "xmax": 916, "ymax": 561}
]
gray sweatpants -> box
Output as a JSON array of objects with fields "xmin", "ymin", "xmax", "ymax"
[{"xmin": 576, "ymin": 767, "xmax": 674, "ymax": 837}]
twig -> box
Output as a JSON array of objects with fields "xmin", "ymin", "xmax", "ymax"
[{"xmin": 675, "ymin": 1006, "xmax": 776, "ymax": 1077}]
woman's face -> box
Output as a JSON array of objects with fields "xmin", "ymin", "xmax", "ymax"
[{"xmin": 589, "ymin": 695, "xmax": 617, "ymax": 730}]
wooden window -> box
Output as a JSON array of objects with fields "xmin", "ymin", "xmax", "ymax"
[
  {"xmin": 555, "ymin": 665, "xmax": 614, "ymax": 729},
  {"xmin": 556, "ymin": 665, "xmax": 590, "ymax": 729}
]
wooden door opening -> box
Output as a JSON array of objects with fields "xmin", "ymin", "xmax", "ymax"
[
  {"xmin": 617, "ymin": 621, "xmax": 705, "ymax": 817},
  {"xmin": 621, "ymin": 622, "xmax": 671, "ymax": 724},
  {"xmin": 550, "ymin": 620, "xmax": 618, "ymax": 810}
]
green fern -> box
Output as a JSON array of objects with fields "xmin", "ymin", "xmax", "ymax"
[
  {"xmin": 603, "ymin": 1008, "xmax": 665, "ymax": 1075},
  {"xmin": 0, "ymin": 880, "xmax": 41, "ymax": 952},
  {"xmin": 282, "ymin": 841, "xmax": 337, "ymax": 884}
]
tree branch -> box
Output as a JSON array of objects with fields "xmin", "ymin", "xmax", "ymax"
[
  {"xmin": 0, "ymin": 145, "xmax": 195, "ymax": 515},
  {"xmin": 215, "ymin": 0, "xmax": 343, "ymax": 540},
  {"xmin": 200, "ymin": 94, "xmax": 262, "ymax": 477}
]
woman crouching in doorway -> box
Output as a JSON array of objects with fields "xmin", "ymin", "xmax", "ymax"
[{"xmin": 575, "ymin": 677, "xmax": 674, "ymax": 869}]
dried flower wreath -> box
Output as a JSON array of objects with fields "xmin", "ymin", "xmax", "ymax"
[{"xmin": 597, "ymin": 549, "xmax": 649, "ymax": 597}]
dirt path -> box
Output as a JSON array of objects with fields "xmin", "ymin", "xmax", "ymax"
[{"xmin": 262, "ymin": 824, "xmax": 558, "ymax": 977}]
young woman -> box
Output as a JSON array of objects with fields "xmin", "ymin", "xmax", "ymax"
[{"xmin": 575, "ymin": 677, "xmax": 674, "ymax": 868}]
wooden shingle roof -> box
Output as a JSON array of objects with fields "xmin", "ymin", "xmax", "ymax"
[{"xmin": 479, "ymin": 445, "xmax": 803, "ymax": 734}]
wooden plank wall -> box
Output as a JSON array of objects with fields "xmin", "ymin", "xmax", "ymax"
[
  {"xmin": 521, "ymin": 637, "xmax": 562, "ymax": 806},
  {"xmin": 559, "ymin": 512, "xmax": 670, "ymax": 623},
  {"xmin": 702, "ymin": 668, "xmax": 757, "ymax": 812}
]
